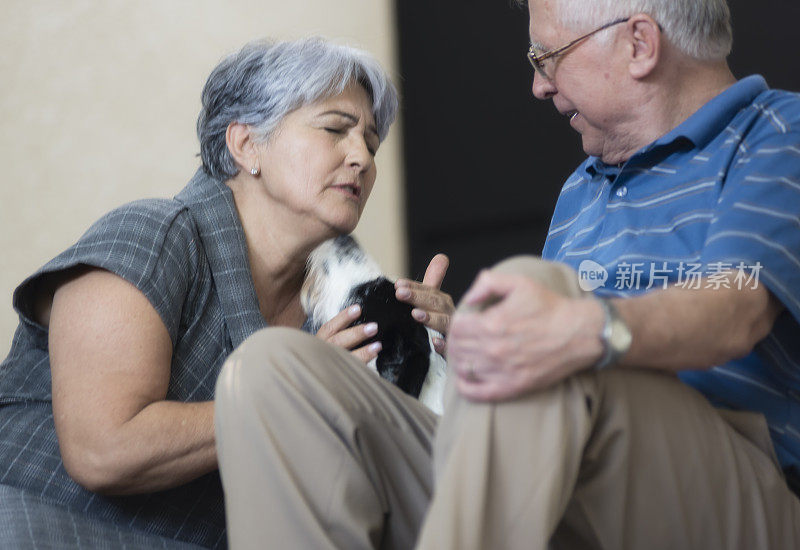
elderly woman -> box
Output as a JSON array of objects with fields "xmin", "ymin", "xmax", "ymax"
[{"xmin": 0, "ymin": 38, "xmax": 452, "ymax": 549}]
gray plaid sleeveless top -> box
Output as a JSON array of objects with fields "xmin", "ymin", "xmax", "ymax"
[{"xmin": 0, "ymin": 169, "xmax": 271, "ymax": 548}]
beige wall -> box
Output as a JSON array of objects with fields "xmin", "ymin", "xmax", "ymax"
[{"xmin": 0, "ymin": 0, "xmax": 406, "ymax": 345}]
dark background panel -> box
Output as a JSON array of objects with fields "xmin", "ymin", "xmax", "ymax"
[
  {"xmin": 396, "ymin": 0, "xmax": 800, "ymax": 298},
  {"xmin": 727, "ymin": 1, "xmax": 800, "ymax": 89}
]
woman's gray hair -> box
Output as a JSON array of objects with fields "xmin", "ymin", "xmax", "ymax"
[
  {"xmin": 521, "ymin": 0, "xmax": 732, "ymax": 61},
  {"xmin": 197, "ymin": 37, "xmax": 399, "ymax": 180}
]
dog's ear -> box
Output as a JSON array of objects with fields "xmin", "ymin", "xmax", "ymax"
[
  {"xmin": 300, "ymin": 239, "xmax": 329, "ymax": 331},
  {"xmin": 300, "ymin": 265, "xmax": 325, "ymax": 332},
  {"xmin": 301, "ymin": 236, "xmax": 384, "ymax": 331}
]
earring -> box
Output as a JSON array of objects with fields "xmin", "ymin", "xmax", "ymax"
[{"xmin": 250, "ymin": 166, "xmax": 260, "ymax": 176}]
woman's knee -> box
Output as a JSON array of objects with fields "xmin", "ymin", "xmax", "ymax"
[
  {"xmin": 216, "ymin": 327, "xmax": 328, "ymax": 402},
  {"xmin": 217, "ymin": 327, "xmax": 381, "ymax": 408},
  {"xmin": 233, "ymin": 327, "xmax": 320, "ymax": 368}
]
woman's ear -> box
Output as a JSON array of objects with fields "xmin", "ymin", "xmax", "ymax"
[
  {"xmin": 626, "ymin": 14, "xmax": 661, "ymax": 79},
  {"xmin": 225, "ymin": 122, "xmax": 260, "ymax": 176}
]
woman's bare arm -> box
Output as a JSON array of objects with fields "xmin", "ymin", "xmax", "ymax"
[{"xmin": 48, "ymin": 268, "xmax": 216, "ymax": 495}]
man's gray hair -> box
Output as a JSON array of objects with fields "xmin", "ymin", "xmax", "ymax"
[
  {"xmin": 197, "ymin": 37, "xmax": 399, "ymax": 180},
  {"xmin": 521, "ymin": 0, "xmax": 732, "ymax": 61}
]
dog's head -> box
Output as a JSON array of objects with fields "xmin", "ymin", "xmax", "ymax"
[{"xmin": 301, "ymin": 235, "xmax": 383, "ymax": 332}]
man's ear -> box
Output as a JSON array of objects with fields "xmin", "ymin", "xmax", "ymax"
[
  {"xmin": 225, "ymin": 122, "xmax": 260, "ymax": 175},
  {"xmin": 626, "ymin": 14, "xmax": 661, "ymax": 79}
]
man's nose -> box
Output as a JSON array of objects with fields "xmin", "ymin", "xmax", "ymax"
[{"xmin": 531, "ymin": 70, "xmax": 557, "ymax": 100}]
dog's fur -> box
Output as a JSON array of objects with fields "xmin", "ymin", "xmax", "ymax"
[{"xmin": 301, "ymin": 235, "xmax": 446, "ymax": 414}]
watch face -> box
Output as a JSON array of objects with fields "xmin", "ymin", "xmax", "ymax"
[
  {"xmin": 596, "ymin": 299, "xmax": 632, "ymax": 369},
  {"xmin": 609, "ymin": 317, "xmax": 632, "ymax": 353}
]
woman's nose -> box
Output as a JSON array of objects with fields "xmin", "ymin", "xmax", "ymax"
[{"xmin": 346, "ymin": 136, "xmax": 373, "ymax": 171}]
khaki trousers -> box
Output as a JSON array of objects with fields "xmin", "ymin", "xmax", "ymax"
[{"xmin": 215, "ymin": 257, "xmax": 800, "ymax": 550}]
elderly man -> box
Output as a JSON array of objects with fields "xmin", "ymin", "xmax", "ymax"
[
  {"xmin": 414, "ymin": 0, "xmax": 800, "ymax": 548},
  {"xmin": 214, "ymin": 0, "xmax": 800, "ymax": 549}
]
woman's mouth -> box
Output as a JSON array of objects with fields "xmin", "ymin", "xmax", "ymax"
[{"xmin": 331, "ymin": 183, "xmax": 361, "ymax": 199}]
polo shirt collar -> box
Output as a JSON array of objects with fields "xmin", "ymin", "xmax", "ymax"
[
  {"xmin": 176, "ymin": 168, "xmax": 267, "ymax": 350},
  {"xmin": 584, "ymin": 74, "xmax": 769, "ymax": 176},
  {"xmin": 653, "ymin": 74, "xmax": 768, "ymax": 149}
]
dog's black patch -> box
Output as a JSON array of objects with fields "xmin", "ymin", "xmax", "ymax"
[
  {"xmin": 348, "ymin": 277, "xmax": 431, "ymax": 398},
  {"xmin": 332, "ymin": 235, "xmax": 365, "ymax": 266}
]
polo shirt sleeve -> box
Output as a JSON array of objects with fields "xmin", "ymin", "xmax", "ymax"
[
  {"xmin": 700, "ymin": 129, "xmax": 800, "ymax": 325},
  {"xmin": 13, "ymin": 199, "xmax": 200, "ymax": 346}
]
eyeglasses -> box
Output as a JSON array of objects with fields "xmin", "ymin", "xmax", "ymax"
[{"xmin": 527, "ymin": 17, "xmax": 630, "ymax": 80}]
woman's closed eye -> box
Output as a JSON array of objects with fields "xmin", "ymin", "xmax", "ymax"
[{"xmin": 324, "ymin": 127, "xmax": 378, "ymax": 156}]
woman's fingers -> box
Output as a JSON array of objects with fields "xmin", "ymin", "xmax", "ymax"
[
  {"xmin": 396, "ymin": 282, "xmax": 454, "ymax": 313},
  {"xmin": 315, "ymin": 305, "xmax": 362, "ymax": 340},
  {"xmin": 396, "ymin": 282, "xmax": 455, "ymax": 334},
  {"xmin": 431, "ymin": 335, "xmax": 446, "ymax": 355},
  {"xmin": 318, "ymin": 252, "xmax": 454, "ymax": 359},
  {"xmin": 316, "ymin": 305, "xmax": 384, "ymax": 361},
  {"xmin": 422, "ymin": 254, "xmax": 449, "ymax": 289},
  {"xmin": 350, "ymin": 341, "xmax": 382, "ymax": 363},
  {"xmin": 410, "ymin": 308, "xmax": 451, "ymax": 336},
  {"xmin": 326, "ymin": 321, "xmax": 378, "ymax": 349}
]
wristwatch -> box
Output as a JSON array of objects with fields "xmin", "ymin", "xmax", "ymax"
[{"xmin": 595, "ymin": 298, "xmax": 632, "ymax": 369}]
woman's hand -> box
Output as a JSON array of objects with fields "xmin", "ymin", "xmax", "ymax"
[
  {"xmin": 394, "ymin": 254, "xmax": 454, "ymax": 355},
  {"xmin": 315, "ymin": 304, "xmax": 383, "ymax": 363}
]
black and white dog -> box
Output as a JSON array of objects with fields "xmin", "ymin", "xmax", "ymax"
[{"xmin": 301, "ymin": 235, "xmax": 446, "ymax": 415}]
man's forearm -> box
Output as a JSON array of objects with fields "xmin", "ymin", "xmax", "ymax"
[{"xmin": 612, "ymin": 279, "xmax": 782, "ymax": 372}]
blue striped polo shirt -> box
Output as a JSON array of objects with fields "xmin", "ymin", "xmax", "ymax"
[{"xmin": 542, "ymin": 75, "xmax": 800, "ymax": 474}]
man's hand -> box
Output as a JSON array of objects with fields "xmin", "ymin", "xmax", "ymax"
[{"xmin": 446, "ymin": 270, "xmax": 604, "ymax": 401}]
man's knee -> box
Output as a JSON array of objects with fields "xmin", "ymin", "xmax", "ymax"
[{"xmin": 490, "ymin": 255, "xmax": 584, "ymax": 298}]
